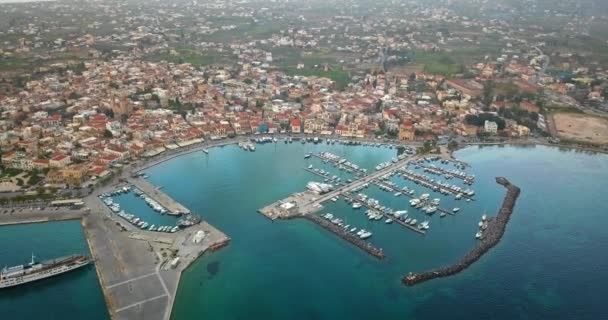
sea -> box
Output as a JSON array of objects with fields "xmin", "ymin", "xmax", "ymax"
[
  {"xmin": 0, "ymin": 220, "xmax": 109, "ymax": 320},
  {"xmin": 1, "ymin": 143, "xmax": 607, "ymax": 319}
]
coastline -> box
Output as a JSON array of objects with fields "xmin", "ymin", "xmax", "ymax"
[{"xmin": 402, "ymin": 177, "xmax": 521, "ymax": 286}]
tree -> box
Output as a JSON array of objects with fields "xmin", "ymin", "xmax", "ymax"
[
  {"xmin": 104, "ymin": 129, "xmax": 113, "ymax": 139},
  {"xmin": 448, "ymin": 140, "xmax": 459, "ymax": 151},
  {"xmin": 482, "ymin": 80, "xmax": 494, "ymax": 106}
]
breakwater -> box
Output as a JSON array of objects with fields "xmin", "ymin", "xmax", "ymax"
[
  {"xmin": 402, "ymin": 177, "xmax": 520, "ymax": 286},
  {"xmin": 304, "ymin": 214, "xmax": 385, "ymax": 259}
]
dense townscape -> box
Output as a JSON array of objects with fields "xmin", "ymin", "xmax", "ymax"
[{"xmin": 1, "ymin": 0, "xmax": 608, "ymax": 198}]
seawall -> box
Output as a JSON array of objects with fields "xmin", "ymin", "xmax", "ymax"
[
  {"xmin": 402, "ymin": 177, "xmax": 520, "ymax": 286},
  {"xmin": 304, "ymin": 214, "xmax": 385, "ymax": 260}
]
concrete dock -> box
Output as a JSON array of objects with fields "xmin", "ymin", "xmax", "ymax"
[
  {"xmin": 130, "ymin": 178, "xmax": 190, "ymax": 214},
  {"xmin": 83, "ymin": 193, "xmax": 229, "ymax": 320},
  {"xmin": 0, "ymin": 209, "xmax": 85, "ymax": 226}
]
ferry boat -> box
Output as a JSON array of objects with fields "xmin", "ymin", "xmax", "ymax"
[{"xmin": 1, "ymin": 254, "xmax": 90, "ymax": 289}]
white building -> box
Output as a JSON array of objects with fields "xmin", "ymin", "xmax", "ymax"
[{"xmin": 484, "ymin": 120, "xmax": 498, "ymax": 134}]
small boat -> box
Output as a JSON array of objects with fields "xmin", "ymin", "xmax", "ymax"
[
  {"xmin": 440, "ymin": 212, "xmax": 446, "ymax": 218},
  {"xmin": 475, "ymin": 231, "xmax": 482, "ymax": 239},
  {"xmin": 482, "ymin": 214, "xmax": 487, "ymax": 221},
  {"xmin": 394, "ymin": 192, "xmax": 402, "ymax": 197},
  {"xmin": 385, "ymin": 218, "xmax": 393, "ymax": 224},
  {"xmin": 352, "ymin": 202, "xmax": 362, "ymax": 209},
  {"xmin": 202, "ymin": 148, "xmax": 209, "ymax": 154},
  {"xmin": 304, "ymin": 153, "xmax": 312, "ymax": 159},
  {"xmin": 453, "ymin": 207, "xmax": 460, "ymax": 213}
]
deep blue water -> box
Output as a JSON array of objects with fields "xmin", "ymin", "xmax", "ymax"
[
  {"xmin": 2, "ymin": 143, "xmax": 607, "ymax": 320},
  {"xmin": 140, "ymin": 142, "xmax": 608, "ymax": 320},
  {"xmin": 0, "ymin": 220, "xmax": 109, "ymax": 320}
]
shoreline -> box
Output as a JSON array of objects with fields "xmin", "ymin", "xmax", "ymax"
[{"xmin": 402, "ymin": 177, "xmax": 521, "ymax": 286}]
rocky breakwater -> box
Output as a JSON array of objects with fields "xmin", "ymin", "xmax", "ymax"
[
  {"xmin": 304, "ymin": 214, "xmax": 385, "ymax": 259},
  {"xmin": 403, "ymin": 177, "xmax": 521, "ymax": 286}
]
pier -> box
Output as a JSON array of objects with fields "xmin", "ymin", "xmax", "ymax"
[
  {"xmin": 415, "ymin": 163, "xmax": 475, "ymax": 184},
  {"xmin": 402, "ymin": 177, "xmax": 520, "ymax": 286},
  {"xmin": 371, "ymin": 181, "xmax": 456, "ymax": 217},
  {"xmin": 312, "ymin": 152, "xmax": 366, "ymax": 176},
  {"xmin": 398, "ymin": 169, "xmax": 475, "ymax": 200}
]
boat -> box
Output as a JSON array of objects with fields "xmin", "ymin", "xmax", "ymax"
[
  {"xmin": 440, "ymin": 212, "xmax": 446, "ymax": 217},
  {"xmin": 352, "ymin": 202, "xmax": 362, "ymax": 209},
  {"xmin": 350, "ymin": 227, "xmax": 357, "ymax": 233},
  {"xmin": 202, "ymin": 148, "xmax": 209, "ymax": 154},
  {"xmin": 475, "ymin": 231, "xmax": 483, "ymax": 239},
  {"xmin": 385, "ymin": 218, "xmax": 393, "ymax": 224},
  {"xmin": 482, "ymin": 214, "xmax": 487, "ymax": 221},
  {"xmin": 304, "ymin": 153, "xmax": 312, "ymax": 159},
  {"xmin": 409, "ymin": 219, "xmax": 417, "ymax": 225},
  {"xmin": 1, "ymin": 254, "xmax": 90, "ymax": 289},
  {"xmin": 394, "ymin": 192, "xmax": 402, "ymax": 197},
  {"xmin": 453, "ymin": 207, "xmax": 460, "ymax": 213}
]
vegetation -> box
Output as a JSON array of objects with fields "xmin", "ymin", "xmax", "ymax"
[
  {"xmin": 465, "ymin": 113, "xmax": 506, "ymax": 130},
  {"xmin": 497, "ymin": 107, "xmax": 539, "ymax": 130}
]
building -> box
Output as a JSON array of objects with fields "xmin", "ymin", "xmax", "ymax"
[
  {"xmin": 484, "ymin": 120, "xmax": 498, "ymax": 134},
  {"xmin": 290, "ymin": 119, "xmax": 301, "ymax": 133},
  {"xmin": 398, "ymin": 120, "xmax": 415, "ymax": 141},
  {"xmin": 49, "ymin": 154, "xmax": 72, "ymax": 168}
]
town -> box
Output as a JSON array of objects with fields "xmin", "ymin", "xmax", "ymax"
[{"xmin": 2, "ymin": 0, "xmax": 608, "ymax": 197}]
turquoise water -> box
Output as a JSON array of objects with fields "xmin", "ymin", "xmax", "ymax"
[
  {"xmin": 0, "ymin": 220, "xmax": 109, "ymax": 320},
  {"xmin": 141, "ymin": 142, "xmax": 608, "ymax": 320},
  {"xmin": 111, "ymin": 191, "xmax": 181, "ymax": 227}
]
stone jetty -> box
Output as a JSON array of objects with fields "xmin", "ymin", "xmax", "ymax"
[
  {"xmin": 402, "ymin": 177, "xmax": 520, "ymax": 286},
  {"xmin": 304, "ymin": 214, "xmax": 385, "ymax": 259}
]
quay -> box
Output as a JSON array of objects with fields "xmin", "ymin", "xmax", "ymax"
[
  {"xmin": 84, "ymin": 190, "xmax": 229, "ymax": 320},
  {"xmin": 130, "ymin": 178, "xmax": 190, "ymax": 215},
  {"xmin": 304, "ymin": 214, "xmax": 384, "ymax": 259},
  {"xmin": 402, "ymin": 177, "xmax": 520, "ymax": 286},
  {"xmin": 0, "ymin": 209, "xmax": 86, "ymax": 226},
  {"xmin": 342, "ymin": 193, "xmax": 425, "ymax": 235}
]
